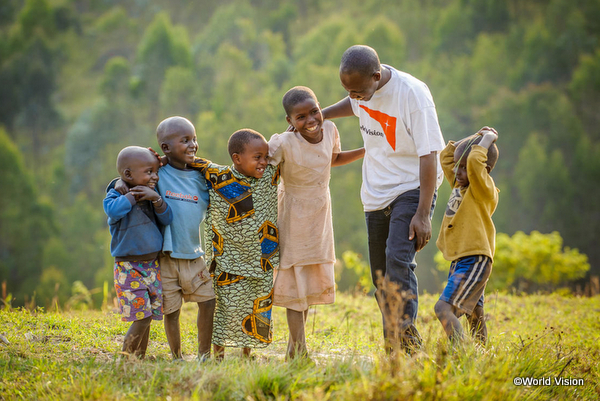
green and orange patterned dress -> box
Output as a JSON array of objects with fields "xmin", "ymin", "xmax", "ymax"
[{"xmin": 190, "ymin": 158, "xmax": 279, "ymax": 348}]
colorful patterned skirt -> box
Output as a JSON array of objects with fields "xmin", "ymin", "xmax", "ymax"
[{"xmin": 212, "ymin": 270, "xmax": 273, "ymax": 348}]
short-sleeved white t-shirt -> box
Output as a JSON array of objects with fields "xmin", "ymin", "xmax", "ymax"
[{"xmin": 349, "ymin": 65, "xmax": 445, "ymax": 211}]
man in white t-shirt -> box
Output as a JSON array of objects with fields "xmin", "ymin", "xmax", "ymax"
[{"xmin": 323, "ymin": 45, "xmax": 445, "ymax": 354}]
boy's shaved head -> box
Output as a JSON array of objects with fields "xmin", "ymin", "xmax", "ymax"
[
  {"xmin": 156, "ymin": 116, "xmax": 195, "ymax": 144},
  {"xmin": 116, "ymin": 146, "xmax": 156, "ymax": 175},
  {"xmin": 282, "ymin": 86, "xmax": 318, "ymax": 117},
  {"xmin": 455, "ymin": 135, "xmax": 499, "ymax": 172},
  {"xmin": 228, "ymin": 129, "xmax": 266, "ymax": 157},
  {"xmin": 340, "ymin": 45, "xmax": 381, "ymax": 77}
]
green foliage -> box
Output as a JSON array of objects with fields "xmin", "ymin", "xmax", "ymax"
[
  {"xmin": 65, "ymin": 280, "xmax": 94, "ymax": 310},
  {"xmin": 492, "ymin": 231, "xmax": 590, "ymax": 291},
  {"xmin": 435, "ymin": 231, "xmax": 590, "ymax": 292},
  {"xmin": 338, "ymin": 250, "xmax": 373, "ymax": 294},
  {"xmin": 0, "ymin": 128, "xmax": 54, "ymax": 304},
  {"xmin": 99, "ymin": 56, "xmax": 131, "ymax": 98},
  {"xmin": 18, "ymin": 0, "xmax": 55, "ymax": 39},
  {"xmin": 362, "ymin": 17, "xmax": 406, "ymax": 68},
  {"xmin": 569, "ymin": 48, "xmax": 600, "ymax": 136}
]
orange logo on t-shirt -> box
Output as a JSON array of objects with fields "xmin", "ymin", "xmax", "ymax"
[{"xmin": 359, "ymin": 105, "xmax": 397, "ymax": 150}]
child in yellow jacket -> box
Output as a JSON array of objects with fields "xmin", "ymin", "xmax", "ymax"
[{"xmin": 434, "ymin": 127, "xmax": 499, "ymax": 344}]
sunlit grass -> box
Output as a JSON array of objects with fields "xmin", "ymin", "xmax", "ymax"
[{"xmin": 1, "ymin": 293, "xmax": 598, "ymax": 400}]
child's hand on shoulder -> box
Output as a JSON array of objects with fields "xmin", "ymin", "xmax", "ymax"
[
  {"xmin": 147, "ymin": 147, "xmax": 165, "ymax": 167},
  {"xmin": 114, "ymin": 179, "xmax": 129, "ymax": 195},
  {"xmin": 130, "ymin": 186, "xmax": 160, "ymax": 202}
]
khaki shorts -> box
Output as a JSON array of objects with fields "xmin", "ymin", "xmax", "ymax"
[{"xmin": 159, "ymin": 253, "xmax": 215, "ymax": 315}]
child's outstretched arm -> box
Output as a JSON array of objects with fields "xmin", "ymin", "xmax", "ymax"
[{"xmin": 331, "ymin": 147, "xmax": 365, "ymax": 167}]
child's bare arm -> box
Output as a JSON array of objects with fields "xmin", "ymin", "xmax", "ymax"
[{"xmin": 331, "ymin": 147, "xmax": 365, "ymax": 167}]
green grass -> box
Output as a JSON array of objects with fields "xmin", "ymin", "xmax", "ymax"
[{"xmin": 1, "ymin": 293, "xmax": 599, "ymax": 400}]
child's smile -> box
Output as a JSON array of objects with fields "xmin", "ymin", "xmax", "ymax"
[
  {"xmin": 234, "ymin": 138, "xmax": 269, "ymax": 179},
  {"xmin": 171, "ymin": 133, "xmax": 198, "ymax": 168},
  {"xmin": 127, "ymin": 157, "xmax": 160, "ymax": 188},
  {"xmin": 287, "ymin": 98, "xmax": 323, "ymax": 144}
]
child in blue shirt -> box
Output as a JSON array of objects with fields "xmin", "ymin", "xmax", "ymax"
[
  {"xmin": 104, "ymin": 146, "xmax": 173, "ymax": 358},
  {"xmin": 155, "ymin": 117, "xmax": 216, "ymax": 361},
  {"xmin": 113, "ymin": 117, "xmax": 216, "ymax": 361}
]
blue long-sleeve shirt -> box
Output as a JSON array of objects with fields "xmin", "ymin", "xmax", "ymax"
[{"xmin": 103, "ymin": 189, "xmax": 173, "ymax": 261}]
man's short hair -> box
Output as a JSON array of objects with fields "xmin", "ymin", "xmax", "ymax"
[
  {"xmin": 340, "ymin": 45, "xmax": 381, "ymax": 77},
  {"xmin": 227, "ymin": 129, "xmax": 266, "ymax": 157},
  {"xmin": 282, "ymin": 86, "xmax": 318, "ymax": 117},
  {"xmin": 455, "ymin": 135, "xmax": 499, "ymax": 172}
]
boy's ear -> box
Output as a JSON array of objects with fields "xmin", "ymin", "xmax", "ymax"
[
  {"xmin": 160, "ymin": 142, "xmax": 170, "ymax": 154},
  {"xmin": 485, "ymin": 165, "xmax": 492, "ymax": 174},
  {"xmin": 285, "ymin": 116, "xmax": 292, "ymax": 126},
  {"xmin": 122, "ymin": 168, "xmax": 133, "ymax": 182},
  {"xmin": 373, "ymin": 71, "xmax": 381, "ymax": 82},
  {"xmin": 231, "ymin": 153, "xmax": 241, "ymax": 165}
]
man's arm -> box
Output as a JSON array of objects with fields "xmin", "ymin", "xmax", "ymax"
[
  {"xmin": 322, "ymin": 97, "xmax": 354, "ymax": 120},
  {"xmin": 409, "ymin": 152, "xmax": 437, "ymax": 252},
  {"xmin": 331, "ymin": 148, "xmax": 365, "ymax": 167}
]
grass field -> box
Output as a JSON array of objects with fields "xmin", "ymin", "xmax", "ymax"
[{"xmin": 1, "ymin": 292, "xmax": 598, "ymax": 400}]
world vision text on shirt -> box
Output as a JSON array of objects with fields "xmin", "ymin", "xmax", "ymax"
[{"xmin": 359, "ymin": 105, "xmax": 397, "ymax": 150}]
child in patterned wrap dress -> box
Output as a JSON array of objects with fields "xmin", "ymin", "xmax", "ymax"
[
  {"xmin": 268, "ymin": 86, "xmax": 364, "ymax": 359},
  {"xmin": 190, "ymin": 129, "xmax": 279, "ymax": 360}
]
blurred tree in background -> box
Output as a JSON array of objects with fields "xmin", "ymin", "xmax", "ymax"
[{"xmin": 1, "ymin": 0, "xmax": 599, "ymax": 307}]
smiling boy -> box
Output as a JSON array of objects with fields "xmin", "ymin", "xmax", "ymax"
[
  {"xmin": 103, "ymin": 146, "xmax": 173, "ymax": 358},
  {"xmin": 154, "ymin": 116, "xmax": 216, "ymax": 361},
  {"xmin": 189, "ymin": 129, "xmax": 279, "ymax": 360}
]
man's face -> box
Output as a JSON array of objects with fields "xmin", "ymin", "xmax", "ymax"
[{"xmin": 340, "ymin": 70, "xmax": 380, "ymax": 101}]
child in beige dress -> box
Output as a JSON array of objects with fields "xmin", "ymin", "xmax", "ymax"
[{"xmin": 269, "ymin": 86, "xmax": 364, "ymax": 359}]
